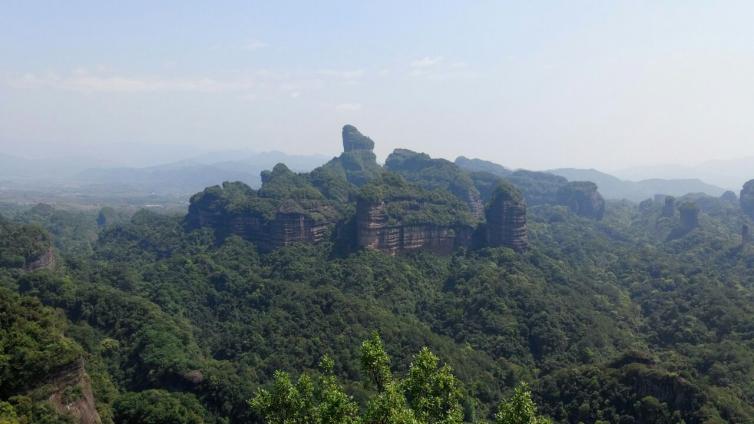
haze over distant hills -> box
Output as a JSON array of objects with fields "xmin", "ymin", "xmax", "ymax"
[
  {"xmin": 548, "ymin": 168, "xmax": 727, "ymax": 202},
  {"xmin": 0, "ymin": 151, "xmax": 329, "ymax": 195},
  {"xmin": 1, "ymin": 147, "xmax": 734, "ymax": 204},
  {"xmin": 614, "ymin": 156, "xmax": 754, "ymax": 192},
  {"xmin": 455, "ymin": 156, "xmax": 728, "ymax": 202}
]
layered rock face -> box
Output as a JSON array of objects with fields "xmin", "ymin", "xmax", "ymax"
[
  {"xmin": 556, "ymin": 181, "xmax": 605, "ymax": 220},
  {"xmin": 268, "ymin": 212, "xmax": 334, "ymax": 248},
  {"xmin": 205, "ymin": 210, "xmax": 334, "ymax": 251},
  {"xmin": 355, "ymin": 199, "xmax": 473, "ymax": 255},
  {"xmin": 740, "ymin": 180, "xmax": 754, "ymax": 219},
  {"xmin": 48, "ymin": 359, "xmax": 102, "ymax": 424},
  {"xmin": 485, "ymin": 182, "xmax": 528, "ymax": 252},
  {"xmin": 187, "ymin": 179, "xmax": 340, "ymax": 252}
]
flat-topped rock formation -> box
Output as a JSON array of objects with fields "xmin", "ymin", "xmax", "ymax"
[
  {"xmin": 355, "ymin": 174, "xmax": 475, "ymax": 255},
  {"xmin": 187, "ymin": 165, "xmax": 341, "ymax": 251},
  {"xmin": 187, "ymin": 124, "xmax": 533, "ymax": 255}
]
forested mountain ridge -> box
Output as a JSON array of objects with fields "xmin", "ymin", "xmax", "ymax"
[{"xmin": 3, "ymin": 126, "xmax": 754, "ymax": 423}]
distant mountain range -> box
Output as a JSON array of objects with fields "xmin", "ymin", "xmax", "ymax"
[
  {"xmin": 0, "ymin": 151, "xmax": 329, "ymax": 195},
  {"xmin": 614, "ymin": 156, "xmax": 754, "ymax": 191},
  {"xmin": 548, "ymin": 168, "xmax": 727, "ymax": 202},
  {"xmin": 0, "ymin": 149, "xmax": 742, "ymax": 202},
  {"xmin": 454, "ymin": 156, "xmax": 729, "ymax": 202},
  {"xmin": 73, "ymin": 151, "xmax": 330, "ymax": 195}
]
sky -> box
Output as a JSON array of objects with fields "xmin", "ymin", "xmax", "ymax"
[{"xmin": 2, "ymin": 1, "xmax": 754, "ymax": 171}]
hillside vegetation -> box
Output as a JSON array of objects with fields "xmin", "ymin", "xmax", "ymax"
[{"xmin": 2, "ymin": 126, "xmax": 754, "ymax": 423}]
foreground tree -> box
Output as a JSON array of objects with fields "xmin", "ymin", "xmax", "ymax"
[
  {"xmin": 495, "ymin": 383, "xmax": 551, "ymax": 424},
  {"xmin": 250, "ymin": 356, "xmax": 360, "ymax": 424},
  {"xmin": 251, "ymin": 333, "xmax": 550, "ymax": 423}
]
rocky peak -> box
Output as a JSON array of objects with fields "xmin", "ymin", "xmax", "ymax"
[
  {"xmin": 556, "ymin": 181, "xmax": 605, "ymax": 220},
  {"xmin": 740, "ymin": 179, "xmax": 754, "ymax": 219},
  {"xmin": 485, "ymin": 181, "xmax": 528, "ymax": 252},
  {"xmin": 679, "ymin": 202, "xmax": 700, "ymax": 230},
  {"xmin": 342, "ymin": 124, "xmax": 375, "ymax": 152},
  {"xmin": 662, "ymin": 196, "xmax": 676, "ymax": 217},
  {"xmin": 311, "ymin": 126, "xmax": 382, "ymax": 190}
]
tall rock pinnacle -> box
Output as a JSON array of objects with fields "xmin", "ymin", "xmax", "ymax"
[{"xmin": 342, "ymin": 124, "xmax": 375, "ymax": 152}]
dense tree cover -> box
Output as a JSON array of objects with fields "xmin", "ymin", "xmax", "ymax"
[
  {"xmin": 384, "ymin": 149, "xmax": 482, "ymax": 209},
  {"xmin": 3, "ymin": 165, "xmax": 754, "ymax": 423},
  {"xmin": 0, "ymin": 286, "xmax": 82, "ymax": 423},
  {"xmin": 359, "ymin": 174, "xmax": 476, "ymax": 226},
  {"xmin": 0, "ymin": 216, "xmax": 51, "ymax": 268}
]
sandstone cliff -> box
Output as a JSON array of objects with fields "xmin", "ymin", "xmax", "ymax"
[
  {"xmin": 48, "ymin": 359, "xmax": 102, "ymax": 424},
  {"xmin": 342, "ymin": 124, "xmax": 375, "ymax": 152},
  {"xmin": 24, "ymin": 246, "xmax": 56, "ymax": 271},
  {"xmin": 485, "ymin": 182, "xmax": 528, "ymax": 252},
  {"xmin": 356, "ymin": 200, "xmax": 473, "ymax": 255},
  {"xmin": 187, "ymin": 166, "xmax": 341, "ymax": 251},
  {"xmin": 355, "ymin": 174, "xmax": 475, "ymax": 255}
]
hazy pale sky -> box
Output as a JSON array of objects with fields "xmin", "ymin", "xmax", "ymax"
[{"xmin": 3, "ymin": 1, "xmax": 754, "ymax": 170}]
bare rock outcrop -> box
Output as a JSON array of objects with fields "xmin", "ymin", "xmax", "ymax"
[
  {"xmin": 342, "ymin": 124, "xmax": 375, "ymax": 152},
  {"xmin": 48, "ymin": 358, "xmax": 102, "ymax": 424},
  {"xmin": 355, "ymin": 199, "xmax": 473, "ymax": 255},
  {"xmin": 187, "ymin": 169, "xmax": 341, "ymax": 252},
  {"xmin": 485, "ymin": 182, "xmax": 528, "ymax": 252},
  {"xmin": 24, "ymin": 246, "xmax": 56, "ymax": 271}
]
